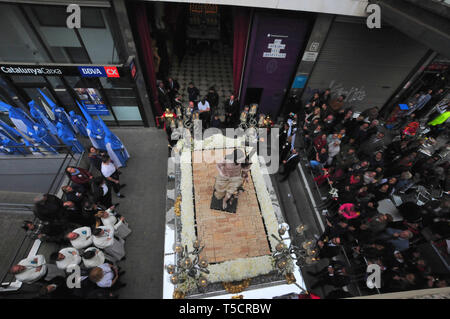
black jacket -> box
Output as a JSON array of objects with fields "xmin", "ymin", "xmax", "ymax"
[
  {"xmin": 187, "ymin": 86, "xmax": 200, "ymax": 102},
  {"xmin": 33, "ymin": 194, "xmax": 65, "ymax": 223},
  {"xmin": 283, "ymin": 154, "xmax": 300, "ymax": 173},
  {"xmin": 224, "ymin": 99, "xmax": 240, "ymax": 117}
]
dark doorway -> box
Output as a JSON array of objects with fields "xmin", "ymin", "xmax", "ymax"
[{"xmin": 244, "ymin": 88, "xmax": 263, "ymax": 106}]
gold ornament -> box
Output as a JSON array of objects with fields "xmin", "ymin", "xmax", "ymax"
[
  {"xmin": 231, "ymin": 295, "xmax": 243, "ymax": 299},
  {"xmin": 198, "ymin": 276, "xmax": 208, "ymax": 288},
  {"xmin": 174, "ymin": 196, "xmax": 182, "ymax": 216},
  {"xmin": 285, "ymin": 273, "xmax": 296, "ymax": 284},
  {"xmin": 173, "ymin": 289, "xmax": 185, "ymax": 299},
  {"xmin": 223, "ymin": 279, "xmax": 251, "ymax": 294}
]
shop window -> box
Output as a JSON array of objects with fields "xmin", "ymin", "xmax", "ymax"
[
  {"xmin": 78, "ymin": 9, "xmax": 119, "ymax": 64},
  {"xmin": 32, "ymin": 6, "xmax": 105, "ymax": 28},
  {"xmin": 99, "ymin": 78, "xmax": 142, "ymax": 123},
  {"xmin": 45, "ymin": 76, "xmax": 77, "ymax": 113},
  {"xmin": 64, "ymin": 47, "xmax": 91, "ymax": 64},
  {"xmin": 0, "ymin": 4, "xmax": 50, "ymax": 63}
]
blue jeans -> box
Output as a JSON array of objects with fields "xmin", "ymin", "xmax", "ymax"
[
  {"xmin": 309, "ymin": 160, "xmax": 323, "ymax": 174},
  {"xmin": 309, "ymin": 160, "xmax": 322, "ymax": 169}
]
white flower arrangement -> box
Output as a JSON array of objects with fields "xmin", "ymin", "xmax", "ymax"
[
  {"xmin": 248, "ymin": 150, "xmax": 280, "ymax": 250},
  {"xmin": 206, "ymin": 256, "xmax": 274, "ymax": 283},
  {"xmin": 178, "ymin": 134, "xmax": 281, "ymax": 283}
]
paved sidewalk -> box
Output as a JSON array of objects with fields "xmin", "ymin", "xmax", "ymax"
[{"xmin": 109, "ymin": 127, "xmax": 168, "ymax": 299}]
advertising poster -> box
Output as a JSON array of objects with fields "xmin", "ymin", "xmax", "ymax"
[
  {"xmin": 74, "ymin": 88, "xmax": 110, "ymax": 116},
  {"xmin": 240, "ymin": 12, "xmax": 309, "ymax": 117}
]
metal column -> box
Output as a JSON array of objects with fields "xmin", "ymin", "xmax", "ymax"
[
  {"xmin": 283, "ymin": 14, "xmax": 334, "ymax": 111},
  {"xmin": 110, "ymin": 0, "xmax": 155, "ymax": 127}
]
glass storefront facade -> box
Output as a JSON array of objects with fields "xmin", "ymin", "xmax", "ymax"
[{"xmin": 0, "ymin": 1, "xmax": 148, "ymax": 126}]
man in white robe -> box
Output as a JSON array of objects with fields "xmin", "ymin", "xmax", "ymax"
[
  {"xmin": 54, "ymin": 247, "xmax": 81, "ymax": 271},
  {"xmin": 95, "ymin": 209, "xmax": 131, "ymax": 239},
  {"xmin": 92, "ymin": 226, "xmax": 126, "ymax": 261},
  {"xmin": 81, "ymin": 247, "xmax": 106, "ymax": 269},
  {"xmin": 66, "ymin": 226, "xmax": 92, "ymax": 249},
  {"xmin": 10, "ymin": 255, "xmax": 47, "ymax": 284}
]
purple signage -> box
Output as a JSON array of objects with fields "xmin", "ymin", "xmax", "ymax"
[{"xmin": 240, "ymin": 12, "xmax": 309, "ymax": 117}]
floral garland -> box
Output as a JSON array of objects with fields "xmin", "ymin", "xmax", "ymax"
[{"xmin": 176, "ymin": 135, "xmax": 281, "ymax": 283}]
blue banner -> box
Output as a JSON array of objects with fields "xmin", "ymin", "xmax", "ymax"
[
  {"xmin": 78, "ymin": 66, "xmax": 107, "ymax": 78},
  {"xmin": 292, "ymin": 75, "xmax": 308, "ymax": 89},
  {"xmin": 84, "ymin": 103, "xmax": 110, "ymax": 115}
]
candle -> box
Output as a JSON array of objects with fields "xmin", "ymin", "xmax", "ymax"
[
  {"xmin": 174, "ymin": 244, "xmax": 183, "ymax": 254},
  {"xmin": 296, "ymin": 225, "xmax": 305, "ymax": 234},
  {"xmin": 184, "ymin": 257, "xmax": 192, "ymax": 268},
  {"xmin": 193, "ymin": 240, "xmax": 200, "ymax": 249},
  {"xmin": 198, "ymin": 277, "xmax": 208, "ymax": 287},
  {"xmin": 166, "ymin": 264, "xmax": 175, "ymax": 274}
]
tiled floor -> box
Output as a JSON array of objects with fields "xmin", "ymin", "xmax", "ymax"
[
  {"xmin": 192, "ymin": 149, "xmax": 271, "ymax": 264},
  {"xmin": 169, "ymin": 45, "xmax": 233, "ymax": 117}
]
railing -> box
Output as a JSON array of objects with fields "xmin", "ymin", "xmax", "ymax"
[
  {"xmin": 0, "ymin": 144, "xmax": 76, "ymax": 158},
  {"xmin": 0, "ymin": 145, "xmax": 83, "ymax": 293},
  {"xmin": 0, "ymin": 204, "xmax": 35, "ymax": 291}
]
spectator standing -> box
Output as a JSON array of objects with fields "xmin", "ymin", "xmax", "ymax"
[{"xmin": 101, "ymin": 155, "xmax": 125, "ymax": 199}]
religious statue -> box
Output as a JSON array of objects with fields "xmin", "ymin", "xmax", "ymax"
[
  {"xmin": 175, "ymin": 106, "xmax": 183, "ymax": 119},
  {"xmin": 152, "ymin": 39, "xmax": 161, "ymax": 74},
  {"xmin": 263, "ymin": 115, "xmax": 274, "ymax": 128},
  {"xmin": 162, "ymin": 108, "xmax": 177, "ymax": 131},
  {"xmin": 239, "ymin": 106, "xmax": 249, "ymax": 129},
  {"xmin": 249, "ymin": 103, "xmax": 258, "ymax": 117},
  {"xmin": 258, "ymin": 114, "xmax": 265, "ymax": 127},
  {"xmin": 211, "ymin": 149, "xmax": 251, "ymax": 212}
]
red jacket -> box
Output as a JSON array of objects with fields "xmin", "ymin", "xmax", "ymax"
[
  {"xmin": 313, "ymin": 136, "xmax": 327, "ymax": 150},
  {"xmin": 69, "ymin": 167, "xmax": 92, "ymax": 185}
]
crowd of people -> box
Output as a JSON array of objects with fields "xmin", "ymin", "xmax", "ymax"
[
  {"xmin": 157, "ymin": 77, "xmax": 235, "ymax": 129},
  {"xmin": 277, "ymin": 88, "xmax": 449, "ymax": 296},
  {"xmin": 8, "ymin": 76, "xmax": 448, "ymax": 299},
  {"xmin": 157, "ymin": 77, "xmax": 275, "ymax": 140},
  {"xmin": 10, "ymin": 146, "xmax": 131, "ymax": 299}
]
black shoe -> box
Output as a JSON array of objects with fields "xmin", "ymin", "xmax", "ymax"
[
  {"xmin": 113, "ymin": 203, "xmax": 120, "ymax": 208},
  {"xmin": 119, "ymin": 184, "xmax": 127, "ymax": 190},
  {"xmin": 120, "ymin": 256, "xmax": 127, "ymax": 261},
  {"xmin": 117, "ymin": 194, "xmax": 125, "ymax": 198}
]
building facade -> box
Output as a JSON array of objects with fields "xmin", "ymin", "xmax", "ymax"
[{"xmin": 0, "ymin": 0, "xmax": 155, "ymax": 127}]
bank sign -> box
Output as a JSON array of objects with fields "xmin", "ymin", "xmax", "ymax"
[
  {"xmin": 0, "ymin": 64, "xmax": 123, "ymax": 78},
  {"xmin": 78, "ymin": 66, "xmax": 120, "ymax": 78},
  {"xmin": 0, "ymin": 65, "xmax": 63, "ymax": 76}
]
